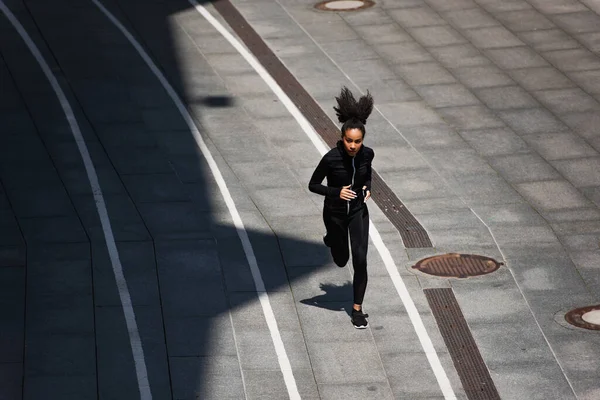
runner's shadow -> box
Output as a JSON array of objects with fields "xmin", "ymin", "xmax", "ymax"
[{"xmin": 300, "ymin": 282, "xmax": 354, "ymax": 317}]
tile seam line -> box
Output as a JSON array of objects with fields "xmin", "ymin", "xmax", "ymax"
[
  {"xmin": 0, "ymin": 2, "xmax": 152, "ymax": 400},
  {"xmin": 201, "ymin": 1, "xmax": 456, "ymax": 399},
  {"xmin": 92, "ymin": 0, "xmax": 300, "ymax": 399}
]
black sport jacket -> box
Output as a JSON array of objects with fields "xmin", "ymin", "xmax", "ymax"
[{"xmin": 308, "ymin": 140, "xmax": 374, "ymax": 214}]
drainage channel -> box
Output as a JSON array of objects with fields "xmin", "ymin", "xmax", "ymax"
[
  {"xmin": 425, "ymin": 288, "xmax": 501, "ymax": 400},
  {"xmin": 210, "ymin": 0, "xmax": 432, "ymax": 248}
]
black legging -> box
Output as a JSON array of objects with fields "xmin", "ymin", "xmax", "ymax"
[{"xmin": 323, "ymin": 206, "xmax": 369, "ymax": 305}]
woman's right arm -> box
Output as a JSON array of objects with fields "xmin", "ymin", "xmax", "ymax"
[{"xmin": 308, "ymin": 156, "xmax": 341, "ymax": 198}]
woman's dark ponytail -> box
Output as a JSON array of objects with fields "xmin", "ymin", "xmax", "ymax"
[{"xmin": 333, "ymin": 87, "xmax": 374, "ymax": 137}]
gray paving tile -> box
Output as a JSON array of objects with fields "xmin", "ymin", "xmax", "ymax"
[
  {"xmin": 243, "ymin": 369, "xmax": 318, "ymax": 400},
  {"xmin": 382, "ymin": 352, "xmax": 447, "ymax": 397},
  {"xmin": 452, "ymin": 173, "xmax": 524, "ymax": 205},
  {"xmin": 121, "ymin": 173, "xmax": 189, "ymax": 203},
  {"xmin": 306, "ymin": 340, "xmax": 388, "ymax": 384},
  {"xmin": 408, "ymin": 25, "xmax": 468, "ymax": 47},
  {"xmin": 24, "ymin": 376, "xmax": 96, "ymax": 400},
  {"xmin": 518, "ymin": 28, "xmax": 580, "ymax": 52},
  {"xmin": 0, "ymin": 363, "xmax": 22, "ymax": 400},
  {"xmin": 494, "ymin": 9, "xmax": 555, "ymax": 32},
  {"xmin": 551, "ymin": 11, "xmax": 600, "ymax": 35},
  {"xmin": 8, "ymin": 186, "xmax": 74, "ymax": 219},
  {"xmin": 522, "ymin": 132, "xmax": 598, "ymax": 160},
  {"xmin": 426, "ymin": 0, "xmax": 477, "ymax": 11},
  {"xmin": 552, "ymin": 157, "xmax": 600, "ymax": 187},
  {"xmin": 353, "ymin": 23, "xmax": 413, "ymax": 45},
  {"xmin": 92, "ymin": 241, "xmax": 161, "ymax": 306},
  {"xmin": 527, "ymin": 0, "xmax": 587, "ymax": 14},
  {"xmin": 543, "ymin": 48, "xmax": 600, "ymax": 72},
  {"xmin": 497, "ymin": 108, "xmax": 568, "ymax": 135},
  {"xmin": 542, "ymin": 208, "xmax": 600, "ymax": 223},
  {"xmin": 560, "ymin": 234, "xmax": 600, "ymax": 251},
  {"xmin": 437, "ymin": 105, "xmax": 504, "ymax": 130},
  {"xmin": 215, "ymin": 235, "xmax": 288, "ymax": 293},
  {"xmin": 463, "ymin": 25, "xmax": 524, "ymax": 48},
  {"xmin": 164, "ymin": 313, "xmax": 236, "ymax": 357},
  {"xmin": 567, "ymin": 69, "xmax": 600, "ymax": 94},
  {"xmin": 389, "ymin": 6, "xmax": 447, "ymax": 28},
  {"xmin": 576, "ymin": 31, "xmax": 600, "ymax": 53},
  {"xmin": 423, "ymin": 148, "xmax": 497, "ymax": 176},
  {"xmin": 375, "ymin": 42, "xmax": 434, "ymax": 65},
  {"xmin": 109, "ymin": 147, "xmax": 174, "ymax": 175},
  {"xmin": 19, "ymin": 216, "xmax": 88, "ymax": 244},
  {"xmin": 475, "ymin": 85, "xmax": 538, "ymax": 109},
  {"xmin": 399, "ymin": 124, "xmax": 468, "ymax": 150},
  {"xmin": 534, "ymin": 88, "xmax": 600, "ymax": 114},
  {"xmin": 509, "ymin": 66, "xmax": 576, "ymax": 92},
  {"xmin": 341, "ymin": 7, "xmax": 396, "ymax": 26},
  {"xmin": 488, "ymin": 153, "xmax": 561, "ymax": 182},
  {"xmin": 443, "ymin": 7, "xmax": 499, "ymax": 29},
  {"xmin": 361, "ymin": 78, "xmax": 420, "ymax": 103},
  {"xmin": 415, "ymin": 83, "xmax": 480, "ymax": 108},
  {"xmin": 561, "ymin": 111, "xmax": 600, "ymax": 141},
  {"xmin": 490, "ymin": 361, "xmax": 577, "ymax": 400},
  {"xmin": 459, "ymin": 127, "xmax": 529, "ymax": 156},
  {"xmin": 429, "ymin": 43, "xmax": 491, "ymax": 68},
  {"xmin": 70, "ymin": 193, "xmax": 150, "ymax": 242},
  {"xmin": 486, "ymin": 46, "xmax": 549, "ymax": 69},
  {"xmin": 24, "ymin": 332, "xmax": 95, "ymax": 378},
  {"xmin": 318, "ymin": 382, "xmax": 393, "ymax": 400},
  {"xmin": 0, "ymin": 267, "xmax": 24, "ymax": 363},
  {"xmin": 382, "ymin": 168, "xmax": 449, "ymax": 200},
  {"xmin": 137, "ymin": 202, "xmax": 213, "ymax": 240},
  {"xmin": 470, "ymin": 203, "xmax": 546, "ymax": 225},
  {"xmin": 96, "ymin": 306, "xmax": 171, "ymax": 400},
  {"xmin": 451, "ymin": 64, "xmax": 513, "ymax": 88},
  {"xmin": 320, "ymin": 39, "xmax": 380, "ymax": 61},
  {"xmin": 452, "ymin": 280, "xmax": 533, "ymax": 323},
  {"xmin": 169, "ymin": 356, "xmax": 244, "ymax": 400},
  {"xmin": 378, "ymin": 101, "xmax": 445, "ymax": 126},
  {"xmin": 582, "ymin": 186, "xmax": 600, "ymax": 207},
  {"xmin": 428, "ymin": 226, "xmax": 497, "ymax": 247},
  {"xmin": 155, "ymin": 239, "xmax": 229, "ymax": 316},
  {"xmin": 304, "ymin": 20, "xmax": 361, "ymax": 43},
  {"xmin": 515, "ymin": 180, "xmax": 592, "ymax": 211},
  {"xmin": 394, "ymin": 62, "xmax": 457, "ymax": 85}
]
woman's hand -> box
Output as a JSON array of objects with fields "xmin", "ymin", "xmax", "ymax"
[
  {"xmin": 363, "ymin": 186, "xmax": 371, "ymax": 202},
  {"xmin": 339, "ymin": 185, "xmax": 356, "ymax": 201}
]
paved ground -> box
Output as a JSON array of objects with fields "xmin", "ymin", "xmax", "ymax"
[{"xmin": 1, "ymin": 0, "xmax": 600, "ymax": 399}]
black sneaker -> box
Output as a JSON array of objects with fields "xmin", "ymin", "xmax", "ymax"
[
  {"xmin": 351, "ymin": 309, "xmax": 369, "ymax": 329},
  {"xmin": 323, "ymin": 234, "xmax": 332, "ymax": 248}
]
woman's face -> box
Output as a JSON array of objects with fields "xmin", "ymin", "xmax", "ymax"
[{"xmin": 342, "ymin": 128, "xmax": 363, "ymax": 156}]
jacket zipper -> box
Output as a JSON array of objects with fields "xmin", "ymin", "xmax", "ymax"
[{"xmin": 348, "ymin": 157, "xmax": 356, "ymax": 215}]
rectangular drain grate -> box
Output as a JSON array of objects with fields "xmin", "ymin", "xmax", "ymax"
[
  {"xmin": 425, "ymin": 288, "xmax": 500, "ymax": 400},
  {"xmin": 212, "ymin": 0, "xmax": 432, "ymax": 248}
]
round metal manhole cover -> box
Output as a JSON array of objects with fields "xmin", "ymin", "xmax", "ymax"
[
  {"xmin": 565, "ymin": 305, "xmax": 600, "ymax": 331},
  {"xmin": 412, "ymin": 253, "xmax": 503, "ymax": 278},
  {"xmin": 315, "ymin": 0, "xmax": 375, "ymax": 11}
]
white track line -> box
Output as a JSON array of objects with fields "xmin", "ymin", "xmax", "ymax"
[
  {"xmin": 89, "ymin": 1, "xmax": 300, "ymax": 399},
  {"xmin": 0, "ymin": 2, "xmax": 153, "ymax": 400},
  {"xmin": 190, "ymin": 2, "xmax": 457, "ymax": 399}
]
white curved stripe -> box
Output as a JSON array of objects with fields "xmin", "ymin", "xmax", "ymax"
[
  {"xmin": 0, "ymin": 2, "xmax": 152, "ymax": 399},
  {"xmin": 89, "ymin": 1, "xmax": 300, "ymax": 399},
  {"xmin": 190, "ymin": 2, "xmax": 457, "ymax": 399}
]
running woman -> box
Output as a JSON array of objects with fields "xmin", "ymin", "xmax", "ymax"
[{"xmin": 308, "ymin": 87, "xmax": 375, "ymax": 329}]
